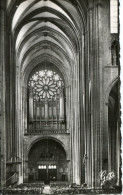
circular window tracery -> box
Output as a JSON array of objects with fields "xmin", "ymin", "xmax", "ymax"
[{"xmin": 28, "ymin": 70, "xmax": 64, "ymax": 101}]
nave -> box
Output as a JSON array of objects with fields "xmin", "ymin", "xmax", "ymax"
[{"xmin": 0, "ymin": 0, "xmax": 121, "ymax": 192}]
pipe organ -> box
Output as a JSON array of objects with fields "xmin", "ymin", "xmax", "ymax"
[
  {"xmin": 28, "ymin": 69, "xmax": 65, "ymax": 130},
  {"xmin": 29, "ymin": 97, "xmax": 64, "ymax": 120}
]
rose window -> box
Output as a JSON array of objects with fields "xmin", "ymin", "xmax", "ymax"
[{"xmin": 28, "ymin": 70, "xmax": 64, "ymax": 101}]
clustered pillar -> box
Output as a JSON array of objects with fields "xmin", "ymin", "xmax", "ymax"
[
  {"xmin": 0, "ymin": 0, "xmax": 7, "ymax": 186},
  {"xmin": 84, "ymin": 0, "xmax": 104, "ymax": 188}
]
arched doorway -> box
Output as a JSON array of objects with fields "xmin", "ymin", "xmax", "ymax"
[{"xmin": 28, "ymin": 138, "xmax": 68, "ymax": 184}]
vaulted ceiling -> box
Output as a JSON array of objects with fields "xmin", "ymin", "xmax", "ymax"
[{"xmin": 7, "ymin": 0, "xmax": 87, "ymax": 83}]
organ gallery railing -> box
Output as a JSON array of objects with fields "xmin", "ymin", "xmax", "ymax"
[{"xmin": 25, "ymin": 129, "xmax": 67, "ymax": 135}]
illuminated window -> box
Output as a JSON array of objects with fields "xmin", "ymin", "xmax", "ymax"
[
  {"xmin": 110, "ymin": 0, "xmax": 118, "ymax": 33},
  {"xmin": 38, "ymin": 165, "xmax": 47, "ymax": 169},
  {"xmin": 48, "ymin": 165, "xmax": 57, "ymax": 169}
]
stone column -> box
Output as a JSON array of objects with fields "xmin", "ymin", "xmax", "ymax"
[
  {"xmin": 17, "ymin": 75, "xmax": 23, "ymax": 184},
  {"xmin": 66, "ymin": 85, "xmax": 71, "ymax": 131},
  {"xmin": 5, "ymin": 31, "xmax": 12, "ymax": 167},
  {"xmin": 23, "ymin": 86, "xmax": 27, "ymax": 130},
  {"xmin": 71, "ymin": 52, "xmax": 81, "ymax": 185},
  {"xmin": 80, "ymin": 34, "xmax": 86, "ymax": 185},
  {"xmin": 0, "ymin": 0, "xmax": 6, "ymax": 186},
  {"xmin": 85, "ymin": 4, "xmax": 94, "ymax": 187},
  {"xmin": 90, "ymin": 0, "xmax": 104, "ymax": 188},
  {"xmin": 116, "ymin": 121, "xmax": 120, "ymax": 185},
  {"xmin": 68, "ymin": 86, "xmax": 71, "ymax": 131},
  {"xmin": 23, "ymin": 140, "xmax": 28, "ymax": 183}
]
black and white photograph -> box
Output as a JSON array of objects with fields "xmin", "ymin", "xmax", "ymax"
[{"xmin": 0, "ymin": 0, "xmax": 122, "ymax": 194}]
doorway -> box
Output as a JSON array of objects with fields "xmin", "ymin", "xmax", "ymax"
[
  {"xmin": 38, "ymin": 164, "xmax": 57, "ymax": 184},
  {"xmin": 38, "ymin": 165, "xmax": 47, "ymax": 183}
]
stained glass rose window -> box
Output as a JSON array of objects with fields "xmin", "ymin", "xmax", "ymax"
[{"xmin": 28, "ymin": 70, "xmax": 64, "ymax": 101}]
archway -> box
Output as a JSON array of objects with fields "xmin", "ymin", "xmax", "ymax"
[
  {"xmin": 28, "ymin": 138, "xmax": 68, "ymax": 184},
  {"xmin": 108, "ymin": 81, "xmax": 120, "ymax": 184}
]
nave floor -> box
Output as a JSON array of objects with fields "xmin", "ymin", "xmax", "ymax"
[{"xmin": 0, "ymin": 182, "xmax": 122, "ymax": 194}]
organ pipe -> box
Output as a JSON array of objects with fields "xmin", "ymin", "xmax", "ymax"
[
  {"xmin": 37, "ymin": 106, "xmax": 40, "ymax": 118},
  {"xmin": 44, "ymin": 98, "xmax": 48, "ymax": 119},
  {"xmin": 29, "ymin": 87, "xmax": 33, "ymax": 120},
  {"xmin": 59, "ymin": 89, "xmax": 64, "ymax": 120}
]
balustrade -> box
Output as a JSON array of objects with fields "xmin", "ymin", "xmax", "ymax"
[{"xmin": 25, "ymin": 128, "xmax": 67, "ymax": 135}]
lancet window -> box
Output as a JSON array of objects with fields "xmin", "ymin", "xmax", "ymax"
[{"xmin": 27, "ymin": 69, "xmax": 65, "ymax": 130}]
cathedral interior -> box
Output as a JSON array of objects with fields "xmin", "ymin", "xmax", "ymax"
[{"xmin": 0, "ymin": 0, "xmax": 121, "ymax": 192}]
